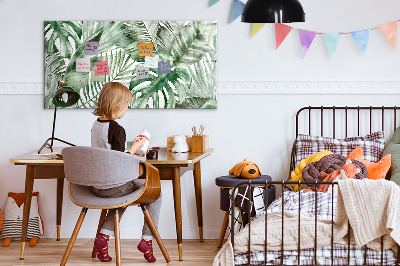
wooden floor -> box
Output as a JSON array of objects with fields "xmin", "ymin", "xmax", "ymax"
[{"xmin": 0, "ymin": 239, "xmax": 221, "ymax": 265}]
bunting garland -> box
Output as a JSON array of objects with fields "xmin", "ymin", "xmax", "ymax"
[
  {"xmin": 229, "ymin": 0, "xmax": 245, "ymax": 24},
  {"xmin": 351, "ymin": 29, "xmax": 370, "ymax": 55},
  {"xmin": 379, "ymin": 21, "xmax": 398, "ymax": 50},
  {"xmin": 298, "ymin": 30, "xmax": 317, "ymax": 58},
  {"xmin": 275, "ymin": 23, "xmax": 292, "ymax": 49},
  {"xmin": 208, "ymin": 2, "xmax": 399, "ymax": 58},
  {"xmin": 209, "ymin": 0, "xmax": 220, "ymax": 7},
  {"xmin": 251, "ymin": 23, "xmax": 266, "ymax": 38},
  {"xmin": 323, "ymin": 33, "xmax": 341, "ymax": 58}
]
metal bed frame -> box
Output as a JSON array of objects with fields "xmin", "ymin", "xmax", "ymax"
[{"xmin": 230, "ymin": 106, "xmax": 400, "ymax": 266}]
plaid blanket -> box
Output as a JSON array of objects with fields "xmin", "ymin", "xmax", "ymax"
[{"xmin": 234, "ymin": 191, "xmax": 397, "ymax": 265}]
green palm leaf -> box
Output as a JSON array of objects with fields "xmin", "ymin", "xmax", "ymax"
[
  {"xmin": 44, "ymin": 44, "xmax": 67, "ymax": 108},
  {"xmin": 169, "ymin": 21, "xmax": 214, "ymax": 66},
  {"xmin": 76, "ymin": 49, "xmax": 136, "ymax": 108},
  {"xmin": 44, "ymin": 21, "xmax": 82, "ymax": 58},
  {"xmin": 130, "ymin": 66, "xmax": 191, "ymax": 108}
]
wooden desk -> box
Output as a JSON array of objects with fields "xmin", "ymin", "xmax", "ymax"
[{"xmin": 10, "ymin": 147, "xmax": 213, "ymax": 261}]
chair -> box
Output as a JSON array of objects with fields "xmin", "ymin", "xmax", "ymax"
[{"xmin": 60, "ymin": 146, "xmax": 171, "ymax": 265}]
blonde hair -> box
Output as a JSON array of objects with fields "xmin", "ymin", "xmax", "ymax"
[{"xmin": 93, "ymin": 82, "xmax": 132, "ymax": 120}]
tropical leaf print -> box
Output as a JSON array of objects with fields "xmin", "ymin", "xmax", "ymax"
[{"xmin": 44, "ymin": 21, "xmax": 217, "ymax": 109}]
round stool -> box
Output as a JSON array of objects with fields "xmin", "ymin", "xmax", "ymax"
[{"xmin": 215, "ymin": 175, "xmax": 275, "ymax": 248}]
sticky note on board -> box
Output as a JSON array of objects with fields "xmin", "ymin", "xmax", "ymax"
[
  {"xmin": 94, "ymin": 60, "xmax": 109, "ymax": 76},
  {"xmin": 158, "ymin": 60, "xmax": 171, "ymax": 75},
  {"xmin": 91, "ymin": 70, "xmax": 105, "ymax": 82},
  {"xmin": 136, "ymin": 66, "xmax": 150, "ymax": 79},
  {"xmin": 85, "ymin": 41, "xmax": 98, "ymax": 55},
  {"xmin": 76, "ymin": 58, "xmax": 90, "ymax": 72},
  {"xmin": 144, "ymin": 55, "xmax": 159, "ymax": 68},
  {"xmin": 138, "ymin": 42, "xmax": 154, "ymax": 57}
]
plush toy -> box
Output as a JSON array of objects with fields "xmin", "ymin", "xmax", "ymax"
[
  {"xmin": 1, "ymin": 192, "xmax": 44, "ymax": 247},
  {"xmin": 229, "ymin": 159, "xmax": 261, "ymax": 179},
  {"xmin": 289, "ymin": 150, "xmax": 333, "ymax": 191},
  {"xmin": 348, "ymin": 146, "xmax": 391, "ymax": 180},
  {"xmin": 172, "ymin": 135, "xmax": 189, "ymax": 153}
]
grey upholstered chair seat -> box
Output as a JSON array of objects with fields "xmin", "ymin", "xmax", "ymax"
[{"xmin": 69, "ymin": 180, "xmax": 145, "ymax": 208}]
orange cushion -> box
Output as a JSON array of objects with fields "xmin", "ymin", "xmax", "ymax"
[{"xmin": 348, "ymin": 146, "xmax": 391, "ymax": 180}]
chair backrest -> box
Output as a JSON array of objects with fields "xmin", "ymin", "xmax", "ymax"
[{"xmin": 62, "ymin": 146, "xmax": 145, "ymax": 187}]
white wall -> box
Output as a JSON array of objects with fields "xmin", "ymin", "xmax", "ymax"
[{"xmin": 1, "ymin": 0, "xmax": 400, "ymax": 240}]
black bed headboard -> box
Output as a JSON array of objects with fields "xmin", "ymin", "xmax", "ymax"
[{"xmin": 289, "ymin": 106, "xmax": 400, "ymax": 179}]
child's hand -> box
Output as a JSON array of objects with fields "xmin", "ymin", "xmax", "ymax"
[
  {"xmin": 134, "ymin": 149, "xmax": 149, "ymax": 157},
  {"xmin": 129, "ymin": 137, "xmax": 147, "ymax": 154}
]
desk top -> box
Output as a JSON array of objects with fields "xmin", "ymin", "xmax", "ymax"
[{"xmin": 10, "ymin": 147, "xmax": 214, "ymax": 166}]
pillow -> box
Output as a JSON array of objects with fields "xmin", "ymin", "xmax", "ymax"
[
  {"xmin": 382, "ymin": 126, "xmax": 400, "ymax": 184},
  {"xmin": 295, "ymin": 131, "xmax": 385, "ymax": 166},
  {"xmin": 348, "ymin": 146, "xmax": 391, "ymax": 180}
]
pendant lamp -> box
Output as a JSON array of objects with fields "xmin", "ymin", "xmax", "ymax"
[{"xmin": 242, "ymin": 0, "xmax": 305, "ymax": 23}]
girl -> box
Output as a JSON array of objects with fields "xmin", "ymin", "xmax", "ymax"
[{"xmin": 91, "ymin": 82, "xmax": 161, "ymax": 263}]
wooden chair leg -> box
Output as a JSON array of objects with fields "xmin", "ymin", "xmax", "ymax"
[
  {"xmin": 60, "ymin": 208, "xmax": 88, "ymax": 266},
  {"xmin": 114, "ymin": 210, "xmax": 121, "ymax": 266},
  {"xmin": 91, "ymin": 209, "xmax": 108, "ymax": 258},
  {"xmin": 141, "ymin": 205, "xmax": 171, "ymax": 263},
  {"xmin": 217, "ymin": 211, "xmax": 230, "ymax": 248}
]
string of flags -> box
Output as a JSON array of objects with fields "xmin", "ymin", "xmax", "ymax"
[{"xmin": 210, "ymin": 0, "xmax": 399, "ymax": 58}]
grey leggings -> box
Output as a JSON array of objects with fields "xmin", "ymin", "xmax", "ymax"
[{"xmin": 92, "ymin": 179, "xmax": 162, "ymax": 240}]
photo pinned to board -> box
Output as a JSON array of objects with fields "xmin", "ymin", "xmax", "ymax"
[
  {"xmin": 158, "ymin": 59, "xmax": 171, "ymax": 75},
  {"xmin": 138, "ymin": 42, "xmax": 154, "ymax": 57},
  {"xmin": 85, "ymin": 41, "xmax": 98, "ymax": 55},
  {"xmin": 136, "ymin": 65, "xmax": 150, "ymax": 79}
]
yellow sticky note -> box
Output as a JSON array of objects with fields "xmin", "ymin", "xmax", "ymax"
[{"xmin": 138, "ymin": 42, "xmax": 154, "ymax": 57}]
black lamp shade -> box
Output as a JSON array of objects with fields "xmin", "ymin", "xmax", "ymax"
[
  {"xmin": 52, "ymin": 82, "xmax": 80, "ymax": 108},
  {"xmin": 242, "ymin": 0, "xmax": 305, "ymax": 23}
]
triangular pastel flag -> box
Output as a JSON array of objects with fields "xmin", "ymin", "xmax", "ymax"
[
  {"xmin": 298, "ymin": 29, "xmax": 317, "ymax": 58},
  {"xmin": 229, "ymin": 0, "xmax": 245, "ymax": 24},
  {"xmin": 209, "ymin": 0, "xmax": 220, "ymax": 7},
  {"xmin": 323, "ymin": 33, "xmax": 341, "ymax": 58},
  {"xmin": 275, "ymin": 23, "xmax": 293, "ymax": 49},
  {"xmin": 251, "ymin": 23, "xmax": 266, "ymax": 38},
  {"xmin": 378, "ymin": 21, "xmax": 398, "ymax": 50},
  {"xmin": 351, "ymin": 29, "xmax": 370, "ymax": 55}
]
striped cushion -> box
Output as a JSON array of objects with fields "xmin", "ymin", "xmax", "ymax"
[
  {"xmin": 295, "ymin": 131, "xmax": 385, "ymax": 166},
  {"xmin": 1, "ymin": 217, "xmax": 41, "ymax": 240}
]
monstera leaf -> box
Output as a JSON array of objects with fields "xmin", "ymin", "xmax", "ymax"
[
  {"xmin": 76, "ymin": 50, "xmax": 136, "ymax": 108},
  {"xmin": 130, "ymin": 66, "xmax": 191, "ymax": 108},
  {"xmin": 44, "ymin": 21, "xmax": 82, "ymax": 58}
]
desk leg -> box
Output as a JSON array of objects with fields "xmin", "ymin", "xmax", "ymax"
[
  {"xmin": 56, "ymin": 178, "xmax": 64, "ymax": 241},
  {"xmin": 172, "ymin": 167, "xmax": 183, "ymax": 261},
  {"xmin": 20, "ymin": 165, "xmax": 34, "ymax": 259},
  {"xmin": 193, "ymin": 161, "xmax": 203, "ymax": 242}
]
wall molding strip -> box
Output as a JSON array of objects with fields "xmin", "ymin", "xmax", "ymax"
[{"xmin": 1, "ymin": 81, "xmax": 399, "ymax": 95}]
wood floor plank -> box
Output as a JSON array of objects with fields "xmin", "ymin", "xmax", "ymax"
[{"xmin": 0, "ymin": 239, "xmax": 221, "ymax": 265}]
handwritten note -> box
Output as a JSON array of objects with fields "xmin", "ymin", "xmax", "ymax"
[
  {"xmin": 144, "ymin": 55, "xmax": 159, "ymax": 68},
  {"xmin": 85, "ymin": 41, "xmax": 98, "ymax": 55},
  {"xmin": 76, "ymin": 58, "xmax": 90, "ymax": 72},
  {"xmin": 94, "ymin": 60, "xmax": 109, "ymax": 76},
  {"xmin": 138, "ymin": 42, "xmax": 154, "ymax": 57},
  {"xmin": 91, "ymin": 70, "xmax": 105, "ymax": 82},
  {"xmin": 136, "ymin": 66, "xmax": 150, "ymax": 79},
  {"xmin": 158, "ymin": 60, "xmax": 171, "ymax": 75}
]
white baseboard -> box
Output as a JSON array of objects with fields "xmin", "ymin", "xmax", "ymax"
[{"xmin": 1, "ymin": 81, "xmax": 400, "ymax": 95}]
